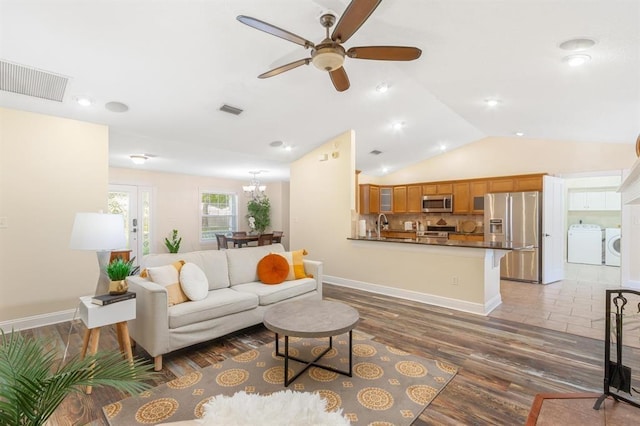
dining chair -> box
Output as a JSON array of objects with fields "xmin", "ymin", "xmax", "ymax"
[
  {"xmin": 257, "ymin": 233, "xmax": 274, "ymax": 246},
  {"xmin": 232, "ymin": 231, "xmax": 247, "ymax": 248},
  {"xmin": 215, "ymin": 233, "xmax": 229, "ymax": 250},
  {"xmin": 272, "ymin": 231, "xmax": 283, "ymax": 243}
]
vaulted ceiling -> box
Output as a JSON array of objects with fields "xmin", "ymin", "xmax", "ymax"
[{"xmin": 1, "ymin": 0, "xmax": 638, "ymax": 182}]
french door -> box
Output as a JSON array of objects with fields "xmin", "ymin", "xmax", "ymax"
[{"xmin": 108, "ymin": 184, "xmax": 152, "ymax": 263}]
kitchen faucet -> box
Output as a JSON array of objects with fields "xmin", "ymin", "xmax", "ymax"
[{"xmin": 377, "ymin": 213, "xmax": 388, "ymax": 239}]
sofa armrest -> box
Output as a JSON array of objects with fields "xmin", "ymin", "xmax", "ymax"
[
  {"xmin": 126, "ymin": 276, "xmax": 170, "ymax": 358},
  {"xmin": 303, "ymin": 260, "xmax": 323, "ymax": 299}
]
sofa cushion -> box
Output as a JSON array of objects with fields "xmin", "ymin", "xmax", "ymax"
[
  {"xmin": 168, "ymin": 288, "xmax": 259, "ymax": 329},
  {"xmin": 180, "ymin": 263, "xmax": 209, "ymax": 301},
  {"xmin": 142, "ymin": 250, "xmax": 230, "ymax": 290},
  {"xmin": 226, "ymin": 244, "xmax": 285, "ymax": 286},
  {"xmin": 146, "ymin": 261, "xmax": 189, "ymax": 306},
  {"xmin": 257, "ymin": 254, "xmax": 289, "ymax": 284},
  {"xmin": 232, "ymin": 277, "xmax": 317, "ymax": 305}
]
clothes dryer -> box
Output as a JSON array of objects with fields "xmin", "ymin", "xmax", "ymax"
[{"xmin": 605, "ymin": 228, "xmax": 621, "ymax": 266}]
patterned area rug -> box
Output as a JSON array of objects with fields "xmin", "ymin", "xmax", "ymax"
[{"xmin": 104, "ymin": 333, "xmax": 457, "ymax": 425}]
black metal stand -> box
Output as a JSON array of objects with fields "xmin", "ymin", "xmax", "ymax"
[
  {"xmin": 274, "ymin": 331, "xmax": 353, "ymax": 387},
  {"xmin": 594, "ymin": 289, "xmax": 640, "ymax": 410}
]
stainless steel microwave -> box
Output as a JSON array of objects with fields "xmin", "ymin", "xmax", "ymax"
[{"xmin": 422, "ymin": 195, "xmax": 453, "ymax": 213}]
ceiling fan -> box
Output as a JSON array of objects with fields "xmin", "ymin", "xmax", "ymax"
[{"xmin": 237, "ymin": 0, "xmax": 422, "ymax": 92}]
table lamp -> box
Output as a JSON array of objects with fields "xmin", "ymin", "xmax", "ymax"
[{"xmin": 69, "ymin": 212, "xmax": 126, "ymax": 295}]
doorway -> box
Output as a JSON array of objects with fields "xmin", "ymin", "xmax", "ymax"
[{"xmin": 108, "ymin": 184, "xmax": 152, "ymax": 263}]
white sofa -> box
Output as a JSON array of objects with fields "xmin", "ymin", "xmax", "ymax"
[{"xmin": 126, "ymin": 244, "xmax": 322, "ymax": 370}]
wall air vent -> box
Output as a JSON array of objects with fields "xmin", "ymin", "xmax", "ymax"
[
  {"xmin": 370, "ymin": 150, "xmax": 382, "ymax": 155},
  {"xmin": 0, "ymin": 60, "xmax": 68, "ymax": 102},
  {"xmin": 219, "ymin": 104, "xmax": 243, "ymax": 115}
]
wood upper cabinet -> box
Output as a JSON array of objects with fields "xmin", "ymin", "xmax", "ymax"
[
  {"xmin": 470, "ymin": 180, "xmax": 487, "ymax": 214},
  {"xmin": 407, "ymin": 185, "xmax": 423, "ymax": 213},
  {"xmin": 452, "ymin": 182, "xmax": 470, "ymax": 214},
  {"xmin": 514, "ymin": 175, "xmax": 544, "ymax": 191},
  {"xmin": 359, "ymin": 184, "xmax": 380, "ymax": 214},
  {"xmin": 488, "ymin": 178, "xmax": 514, "ymax": 193},
  {"xmin": 393, "ymin": 186, "xmax": 407, "ymax": 213},
  {"xmin": 422, "ymin": 183, "xmax": 453, "ymax": 195}
]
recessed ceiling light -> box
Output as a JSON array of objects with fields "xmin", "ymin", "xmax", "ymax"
[
  {"xmin": 284, "ymin": 145, "xmax": 292, "ymax": 151},
  {"xmin": 392, "ymin": 121, "xmax": 404, "ymax": 130},
  {"xmin": 515, "ymin": 132, "xmax": 524, "ymax": 137},
  {"xmin": 563, "ymin": 54, "xmax": 591, "ymax": 67},
  {"xmin": 382, "ymin": 167, "xmax": 389, "ymax": 173},
  {"xmin": 130, "ymin": 155, "xmax": 148, "ymax": 165},
  {"xmin": 484, "ymin": 98, "xmax": 500, "ymax": 107},
  {"xmin": 376, "ymin": 82, "xmax": 389, "ymax": 93},
  {"xmin": 105, "ymin": 101, "xmax": 129, "ymax": 112},
  {"xmin": 439, "ymin": 144, "xmax": 447, "ymax": 152},
  {"xmin": 559, "ymin": 38, "xmax": 596, "ymax": 52},
  {"xmin": 74, "ymin": 96, "xmax": 92, "ymax": 107}
]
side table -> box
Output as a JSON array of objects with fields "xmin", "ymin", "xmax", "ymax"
[{"xmin": 78, "ymin": 296, "xmax": 136, "ymax": 394}]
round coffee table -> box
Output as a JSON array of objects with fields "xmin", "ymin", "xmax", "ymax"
[{"xmin": 263, "ymin": 299, "xmax": 359, "ymax": 387}]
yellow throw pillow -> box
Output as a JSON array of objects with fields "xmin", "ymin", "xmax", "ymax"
[
  {"xmin": 275, "ymin": 249, "xmax": 311, "ymax": 281},
  {"xmin": 146, "ymin": 260, "xmax": 188, "ymax": 306}
]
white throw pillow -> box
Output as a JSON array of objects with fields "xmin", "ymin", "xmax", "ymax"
[{"xmin": 180, "ymin": 263, "xmax": 209, "ymax": 301}]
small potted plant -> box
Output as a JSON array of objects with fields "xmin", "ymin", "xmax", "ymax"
[
  {"xmin": 106, "ymin": 257, "xmax": 136, "ymax": 295},
  {"xmin": 164, "ymin": 229, "xmax": 182, "ymax": 253}
]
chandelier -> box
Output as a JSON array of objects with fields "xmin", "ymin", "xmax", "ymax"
[{"xmin": 243, "ymin": 171, "xmax": 266, "ymax": 199}]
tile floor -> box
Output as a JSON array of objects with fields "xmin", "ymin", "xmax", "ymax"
[{"xmin": 490, "ymin": 263, "xmax": 640, "ymax": 348}]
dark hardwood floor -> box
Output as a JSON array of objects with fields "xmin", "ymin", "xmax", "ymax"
[{"xmin": 20, "ymin": 284, "xmax": 639, "ymax": 425}]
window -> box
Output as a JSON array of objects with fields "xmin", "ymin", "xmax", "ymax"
[{"xmin": 200, "ymin": 191, "xmax": 237, "ymax": 241}]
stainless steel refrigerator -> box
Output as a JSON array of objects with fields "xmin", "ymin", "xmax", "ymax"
[{"xmin": 484, "ymin": 191, "xmax": 541, "ymax": 283}]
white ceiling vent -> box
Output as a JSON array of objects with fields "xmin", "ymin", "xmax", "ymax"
[{"xmin": 0, "ymin": 60, "xmax": 68, "ymax": 102}]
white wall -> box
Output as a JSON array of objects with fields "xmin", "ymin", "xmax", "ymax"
[
  {"xmin": 380, "ymin": 136, "xmax": 635, "ymax": 184},
  {"xmin": 109, "ymin": 168, "xmax": 289, "ymax": 253},
  {"xmin": 0, "ymin": 108, "xmax": 108, "ymax": 322}
]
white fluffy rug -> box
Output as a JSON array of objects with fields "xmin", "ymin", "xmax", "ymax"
[{"xmin": 197, "ymin": 390, "xmax": 350, "ymax": 426}]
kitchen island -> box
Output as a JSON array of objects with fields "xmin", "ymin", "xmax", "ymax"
[{"xmin": 340, "ymin": 236, "xmax": 522, "ymax": 315}]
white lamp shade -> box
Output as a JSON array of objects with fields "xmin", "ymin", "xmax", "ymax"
[{"xmin": 69, "ymin": 212, "xmax": 126, "ymax": 250}]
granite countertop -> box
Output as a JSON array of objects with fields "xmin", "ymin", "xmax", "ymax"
[{"xmin": 347, "ymin": 236, "xmax": 525, "ymax": 250}]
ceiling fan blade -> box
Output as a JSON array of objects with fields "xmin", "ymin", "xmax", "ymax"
[
  {"xmin": 237, "ymin": 15, "xmax": 314, "ymax": 48},
  {"xmin": 347, "ymin": 46, "xmax": 422, "ymax": 61},
  {"xmin": 330, "ymin": 67, "xmax": 350, "ymax": 92},
  {"xmin": 258, "ymin": 58, "xmax": 311, "ymax": 79},
  {"xmin": 332, "ymin": 0, "xmax": 381, "ymax": 44}
]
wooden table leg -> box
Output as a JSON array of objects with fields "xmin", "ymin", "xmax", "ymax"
[
  {"xmin": 116, "ymin": 322, "xmax": 134, "ymax": 364},
  {"xmin": 85, "ymin": 328, "xmax": 100, "ymax": 395},
  {"xmin": 80, "ymin": 328, "xmax": 91, "ymax": 359}
]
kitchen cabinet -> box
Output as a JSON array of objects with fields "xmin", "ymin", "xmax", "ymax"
[
  {"xmin": 381, "ymin": 230, "xmax": 416, "ymax": 239},
  {"xmin": 470, "ymin": 181, "xmax": 487, "ymax": 214},
  {"xmin": 380, "ymin": 187, "xmax": 393, "ymax": 213},
  {"xmin": 359, "ymin": 184, "xmax": 380, "ymax": 214},
  {"xmin": 422, "ymin": 183, "xmax": 453, "ymax": 195},
  {"xmin": 407, "ymin": 185, "xmax": 423, "ymax": 213},
  {"xmin": 393, "ymin": 186, "xmax": 407, "ymax": 213},
  {"xmin": 488, "ymin": 178, "xmax": 514, "ymax": 193},
  {"xmin": 605, "ymin": 191, "xmax": 621, "ymax": 210},
  {"xmin": 514, "ymin": 175, "xmax": 543, "ymax": 191},
  {"xmin": 452, "ymin": 182, "xmax": 470, "ymax": 214}
]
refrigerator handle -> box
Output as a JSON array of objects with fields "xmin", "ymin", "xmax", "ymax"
[{"xmin": 507, "ymin": 194, "xmax": 513, "ymax": 242}]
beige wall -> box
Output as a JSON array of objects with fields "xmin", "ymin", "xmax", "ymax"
[
  {"xmin": 0, "ymin": 108, "xmax": 108, "ymax": 322},
  {"xmin": 109, "ymin": 168, "xmax": 290, "ymax": 253},
  {"xmin": 381, "ymin": 136, "xmax": 635, "ymax": 184}
]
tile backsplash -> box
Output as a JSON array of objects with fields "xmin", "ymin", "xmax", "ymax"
[{"xmin": 359, "ymin": 213, "xmax": 484, "ymax": 233}]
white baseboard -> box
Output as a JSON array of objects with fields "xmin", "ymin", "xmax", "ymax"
[
  {"xmin": 0, "ymin": 307, "xmax": 79, "ymax": 334},
  {"xmin": 324, "ymin": 275, "xmax": 499, "ymax": 316}
]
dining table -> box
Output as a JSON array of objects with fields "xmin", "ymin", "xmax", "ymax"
[{"xmin": 226, "ymin": 234, "xmax": 259, "ymax": 248}]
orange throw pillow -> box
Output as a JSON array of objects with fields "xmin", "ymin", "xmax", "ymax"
[{"xmin": 257, "ymin": 254, "xmax": 290, "ymax": 285}]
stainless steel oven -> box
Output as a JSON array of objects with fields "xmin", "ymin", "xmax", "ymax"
[
  {"xmin": 422, "ymin": 195, "xmax": 453, "ymax": 213},
  {"xmin": 417, "ymin": 225, "xmax": 457, "ymax": 241}
]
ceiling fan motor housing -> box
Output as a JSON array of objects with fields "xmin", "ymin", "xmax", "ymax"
[{"xmin": 312, "ymin": 42, "xmax": 346, "ymax": 71}]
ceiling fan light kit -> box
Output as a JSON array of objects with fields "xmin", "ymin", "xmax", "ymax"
[{"xmin": 237, "ymin": 0, "xmax": 421, "ymax": 92}]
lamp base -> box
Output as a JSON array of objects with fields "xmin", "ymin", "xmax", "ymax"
[{"xmin": 95, "ymin": 251, "xmax": 112, "ymax": 296}]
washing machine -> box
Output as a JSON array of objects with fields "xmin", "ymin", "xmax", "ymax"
[
  {"xmin": 605, "ymin": 228, "xmax": 621, "ymax": 266},
  {"xmin": 567, "ymin": 224, "xmax": 603, "ymax": 265}
]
